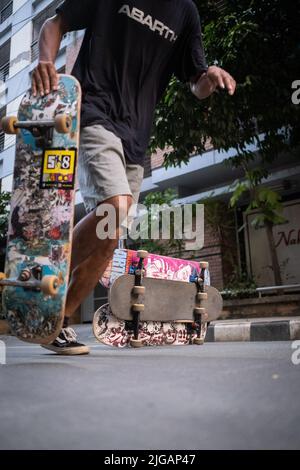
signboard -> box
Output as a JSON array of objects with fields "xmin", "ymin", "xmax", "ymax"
[{"xmin": 245, "ymin": 199, "xmax": 300, "ymax": 286}]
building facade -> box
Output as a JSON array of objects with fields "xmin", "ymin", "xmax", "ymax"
[{"xmin": 1, "ymin": 0, "xmax": 300, "ymax": 322}]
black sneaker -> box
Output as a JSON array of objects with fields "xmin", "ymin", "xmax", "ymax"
[{"xmin": 42, "ymin": 327, "xmax": 90, "ymax": 355}]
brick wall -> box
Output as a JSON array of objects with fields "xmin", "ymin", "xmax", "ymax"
[
  {"xmin": 151, "ymin": 148, "xmax": 165, "ymax": 170},
  {"xmin": 202, "ymin": 209, "xmax": 238, "ymax": 290},
  {"xmin": 201, "ymin": 223, "xmax": 224, "ymax": 289},
  {"xmin": 164, "ymin": 211, "xmax": 237, "ymax": 290},
  {"xmin": 183, "ymin": 223, "xmax": 224, "ymax": 290},
  {"xmin": 144, "ymin": 154, "xmax": 152, "ymax": 178}
]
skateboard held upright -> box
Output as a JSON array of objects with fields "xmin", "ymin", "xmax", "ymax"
[{"xmin": 0, "ymin": 75, "xmax": 81, "ymax": 344}]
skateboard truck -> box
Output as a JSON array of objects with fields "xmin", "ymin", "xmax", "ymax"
[
  {"xmin": 1, "ymin": 114, "xmax": 72, "ymax": 148},
  {"xmin": 130, "ymin": 250, "xmax": 148, "ymax": 348},
  {"xmin": 193, "ymin": 261, "xmax": 209, "ymax": 345},
  {"xmin": 0, "ymin": 272, "xmax": 60, "ymax": 296},
  {"xmin": 19, "ymin": 264, "xmax": 42, "ymax": 282}
]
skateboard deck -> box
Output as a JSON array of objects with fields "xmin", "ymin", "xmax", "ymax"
[
  {"xmin": 94, "ymin": 303, "xmax": 208, "ymax": 348},
  {"xmin": 94, "ymin": 249, "xmax": 214, "ymax": 348},
  {"xmin": 109, "ymin": 275, "xmax": 222, "ymax": 323},
  {"xmin": 0, "ymin": 74, "xmax": 81, "ymax": 344}
]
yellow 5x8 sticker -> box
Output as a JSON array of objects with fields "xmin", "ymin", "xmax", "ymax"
[{"xmin": 40, "ymin": 148, "xmax": 77, "ymax": 190}]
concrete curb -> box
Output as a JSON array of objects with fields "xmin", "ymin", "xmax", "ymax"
[{"xmin": 205, "ymin": 317, "xmax": 300, "ymax": 342}]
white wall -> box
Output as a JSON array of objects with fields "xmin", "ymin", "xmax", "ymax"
[
  {"xmin": 13, "ymin": 0, "xmax": 28, "ymax": 14},
  {"xmin": 1, "ymin": 173, "xmax": 13, "ymax": 191},
  {"xmin": 245, "ymin": 199, "xmax": 300, "ymax": 286},
  {"xmin": 4, "ymin": 93, "xmax": 23, "ymax": 149},
  {"xmin": 9, "ymin": 21, "xmax": 32, "ymax": 77},
  {"xmin": 0, "ymin": 83, "xmax": 6, "ymax": 108}
]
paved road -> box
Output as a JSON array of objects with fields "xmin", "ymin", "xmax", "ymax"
[{"xmin": 0, "ymin": 326, "xmax": 299, "ymax": 450}]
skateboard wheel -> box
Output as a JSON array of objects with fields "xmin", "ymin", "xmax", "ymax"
[
  {"xmin": 1, "ymin": 116, "xmax": 19, "ymax": 134},
  {"xmin": 41, "ymin": 275, "xmax": 59, "ymax": 296},
  {"xmin": 193, "ymin": 338, "xmax": 204, "ymax": 346},
  {"xmin": 197, "ymin": 292, "xmax": 208, "ymax": 301},
  {"xmin": 132, "ymin": 303, "xmax": 145, "ymax": 312},
  {"xmin": 0, "ymin": 272, "xmax": 6, "ymax": 290},
  {"xmin": 132, "ymin": 286, "xmax": 145, "ymax": 295},
  {"xmin": 137, "ymin": 250, "xmax": 149, "ymax": 259},
  {"xmin": 130, "ymin": 339, "xmax": 143, "ymax": 348},
  {"xmin": 54, "ymin": 114, "xmax": 72, "ymax": 134},
  {"xmin": 199, "ymin": 261, "xmax": 209, "ymax": 270}
]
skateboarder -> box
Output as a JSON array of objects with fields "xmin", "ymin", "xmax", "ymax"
[{"xmin": 32, "ymin": 0, "xmax": 236, "ymax": 355}]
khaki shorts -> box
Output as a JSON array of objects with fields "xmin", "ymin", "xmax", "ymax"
[{"xmin": 78, "ymin": 124, "xmax": 144, "ymax": 213}]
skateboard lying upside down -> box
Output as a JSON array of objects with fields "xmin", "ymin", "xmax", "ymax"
[{"xmin": 93, "ymin": 249, "xmax": 223, "ymax": 348}]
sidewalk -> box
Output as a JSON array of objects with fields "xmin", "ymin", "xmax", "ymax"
[{"xmin": 206, "ymin": 317, "xmax": 300, "ymax": 342}]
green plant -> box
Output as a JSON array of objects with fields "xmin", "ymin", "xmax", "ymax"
[
  {"xmin": 0, "ymin": 191, "xmax": 10, "ymax": 319},
  {"xmin": 222, "ymin": 269, "xmax": 258, "ymax": 300},
  {"xmin": 150, "ymin": 0, "xmax": 300, "ymax": 285},
  {"xmin": 150, "ymin": 0, "xmax": 300, "ymax": 166},
  {"xmin": 0, "ymin": 191, "xmax": 10, "ymax": 252},
  {"xmin": 131, "ymin": 189, "xmax": 184, "ymax": 255}
]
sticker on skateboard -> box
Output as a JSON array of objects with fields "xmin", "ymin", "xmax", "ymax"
[
  {"xmin": 41, "ymin": 148, "xmax": 77, "ymax": 189},
  {"xmin": 100, "ymin": 248, "xmax": 210, "ymax": 288}
]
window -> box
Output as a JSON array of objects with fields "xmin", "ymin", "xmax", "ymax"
[
  {"xmin": 1, "ymin": 173, "xmax": 13, "ymax": 192},
  {"xmin": 0, "ymin": 40, "xmax": 10, "ymax": 83},
  {"xmin": 0, "ymin": 107, "xmax": 6, "ymax": 152},
  {"xmin": 31, "ymin": 0, "xmax": 62, "ymax": 62},
  {"xmin": 0, "ymin": 1, "xmax": 12, "ymax": 24}
]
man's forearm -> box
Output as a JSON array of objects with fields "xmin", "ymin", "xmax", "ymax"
[
  {"xmin": 32, "ymin": 14, "xmax": 68, "ymax": 96},
  {"xmin": 190, "ymin": 73, "xmax": 215, "ymax": 100},
  {"xmin": 38, "ymin": 16, "xmax": 65, "ymax": 62}
]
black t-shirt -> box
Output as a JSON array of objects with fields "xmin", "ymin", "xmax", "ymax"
[{"xmin": 57, "ymin": 0, "xmax": 207, "ymax": 165}]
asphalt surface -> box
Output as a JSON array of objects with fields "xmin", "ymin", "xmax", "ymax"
[{"xmin": 0, "ymin": 325, "xmax": 299, "ymax": 450}]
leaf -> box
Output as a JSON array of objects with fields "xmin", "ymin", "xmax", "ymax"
[{"xmin": 230, "ymin": 183, "xmax": 248, "ymax": 207}]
